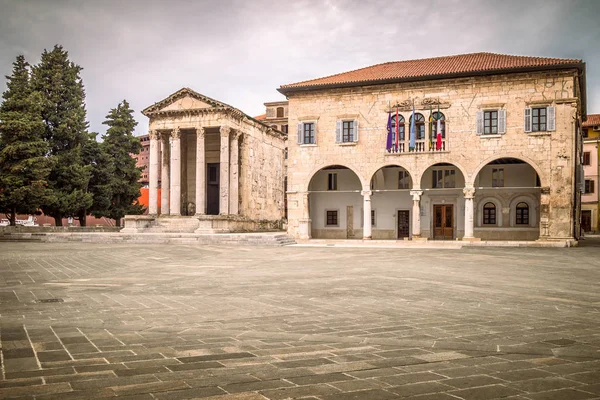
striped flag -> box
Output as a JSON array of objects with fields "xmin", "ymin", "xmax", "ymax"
[
  {"xmin": 409, "ymin": 104, "xmax": 416, "ymax": 151},
  {"xmin": 386, "ymin": 112, "xmax": 393, "ymax": 151},
  {"xmin": 436, "ymin": 105, "xmax": 443, "ymax": 150},
  {"xmin": 395, "ymin": 107, "xmax": 399, "ymax": 151}
]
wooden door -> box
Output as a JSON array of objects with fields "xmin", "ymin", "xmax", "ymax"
[
  {"xmin": 206, "ymin": 163, "xmax": 219, "ymax": 215},
  {"xmin": 397, "ymin": 210, "xmax": 410, "ymax": 239},
  {"xmin": 433, "ymin": 204, "xmax": 454, "ymax": 240},
  {"xmin": 582, "ymin": 210, "xmax": 592, "ymax": 232}
]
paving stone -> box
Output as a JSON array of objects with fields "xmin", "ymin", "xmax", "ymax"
[
  {"xmin": 509, "ymin": 377, "xmax": 581, "ymax": 393},
  {"xmin": 260, "ymin": 383, "xmax": 341, "ymax": 399},
  {"xmin": 387, "ymin": 381, "xmax": 455, "ymax": 397},
  {"xmin": 449, "ymin": 384, "xmax": 523, "ymax": 399},
  {"xmin": 441, "ymin": 374, "xmax": 505, "ymax": 389},
  {"xmin": 378, "ymin": 372, "xmax": 447, "ymax": 386},
  {"xmin": 524, "ymin": 388, "xmax": 598, "ymax": 400},
  {"xmin": 37, "ymin": 350, "xmax": 72, "ymax": 362},
  {"xmin": 566, "ymin": 370, "xmax": 600, "ymax": 384},
  {"xmin": 151, "ymin": 386, "xmax": 226, "ymax": 399},
  {"xmin": 320, "ymin": 388, "xmax": 398, "ymax": 400},
  {"xmin": 492, "ymin": 368, "xmax": 555, "ymax": 381},
  {"xmin": 222, "ymin": 379, "xmax": 295, "ymax": 393},
  {"xmin": 287, "ymin": 372, "xmax": 354, "ymax": 385}
]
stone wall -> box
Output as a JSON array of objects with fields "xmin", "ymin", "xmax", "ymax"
[{"xmin": 286, "ymin": 70, "xmax": 582, "ymax": 240}]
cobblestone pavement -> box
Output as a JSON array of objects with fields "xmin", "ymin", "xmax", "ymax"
[{"xmin": 1, "ymin": 242, "xmax": 599, "ymax": 400}]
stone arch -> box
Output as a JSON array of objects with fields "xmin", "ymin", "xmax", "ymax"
[
  {"xmin": 305, "ymin": 162, "xmax": 366, "ymax": 192},
  {"xmin": 367, "ymin": 163, "xmax": 415, "ymax": 190},
  {"xmin": 470, "ymin": 155, "xmax": 545, "ymax": 187},
  {"xmin": 476, "ymin": 196, "xmax": 504, "ymax": 227},
  {"xmin": 508, "ymin": 193, "xmax": 539, "ymax": 227}
]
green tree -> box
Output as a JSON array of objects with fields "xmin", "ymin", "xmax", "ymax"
[
  {"xmin": 0, "ymin": 55, "xmax": 51, "ymax": 226},
  {"xmin": 31, "ymin": 45, "xmax": 92, "ymax": 226},
  {"xmin": 79, "ymin": 132, "xmax": 113, "ymax": 227},
  {"xmin": 102, "ymin": 100, "xmax": 144, "ymax": 226}
]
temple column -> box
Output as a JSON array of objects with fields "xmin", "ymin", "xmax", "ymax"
[
  {"xmin": 463, "ymin": 187, "xmax": 475, "ymax": 239},
  {"xmin": 148, "ymin": 130, "xmax": 159, "ymax": 215},
  {"xmin": 160, "ymin": 132, "xmax": 170, "ymax": 215},
  {"xmin": 229, "ymin": 130, "xmax": 241, "ymax": 215},
  {"xmin": 219, "ymin": 126, "xmax": 230, "ymax": 215},
  {"xmin": 362, "ymin": 190, "xmax": 372, "ymax": 240},
  {"xmin": 410, "ymin": 190, "xmax": 423, "ymax": 238},
  {"xmin": 169, "ymin": 127, "xmax": 181, "ymax": 216},
  {"xmin": 298, "ymin": 192, "xmax": 312, "ymax": 239},
  {"xmin": 195, "ymin": 127, "xmax": 206, "ymax": 215}
]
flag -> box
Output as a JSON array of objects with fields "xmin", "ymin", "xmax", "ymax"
[
  {"xmin": 428, "ymin": 106, "xmax": 433, "ymax": 150},
  {"xmin": 386, "ymin": 112, "xmax": 393, "ymax": 151},
  {"xmin": 409, "ymin": 104, "xmax": 416, "ymax": 151},
  {"xmin": 395, "ymin": 107, "xmax": 399, "ymax": 151},
  {"xmin": 436, "ymin": 105, "xmax": 443, "ymax": 150}
]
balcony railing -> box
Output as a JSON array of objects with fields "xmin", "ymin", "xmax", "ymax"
[{"xmin": 386, "ymin": 139, "xmax": 447, "ymax": 154}]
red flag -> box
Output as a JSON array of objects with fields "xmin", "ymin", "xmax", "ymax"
[
  {"xmin": 436, "ymin": 112, "xmax": 442, "ymax": 150},
  {"xmin": 395, "ymin": 107, "xmax": 399, "ymax": 150}
]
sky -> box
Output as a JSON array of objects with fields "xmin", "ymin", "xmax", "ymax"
[{"xmin": 1, "ymin": 0, "xmax": 599, "ymax": 137}]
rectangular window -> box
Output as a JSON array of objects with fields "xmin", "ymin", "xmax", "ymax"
[
  {"xmin": 492, "ymin": 168, "xmax": 504, "ymax": 187},
  {"xmin": 583, "ymin": 152, "xmax": 591, "ymax": 166},
  {"xmin": 371, "ymin": 209, "xmax": 376, "ymax": 227},
  {"xmin": 342, "ymin": 121, "xmax": 354, "ymax": 142},
  {"xmin": 282, "ymin": 124, "xmax": 288, "ymax": 134},
  {"xmin": 328, "ymin": 173, "xmax": 338, "ymax": 191},
  {"xmin": 326, "ymin": 210, "xmax": 338, "ymax": 226},
  {"xmin": 398, "ymin": 170, "xmax": 410, "ymax": 189},
  {"xmin": 532, "ymin": 107, "xmax": 547, "ymax": 132},
  {"xmin": 303, "ymin": 122, "xmax": 315, "ymax": 144},
  {"xmin": 484, "ymin": 110, "xmax": 498, "ymax": 135},
  {"xmin": 483, "ymin": 204, "xmax": 496, "ymax": 225},
  {"xmin": 432, "ymin": 169, "xmax": 456, "ymax": 188},
  {"xmin": 585, "ymin": 179, "xmax": 595, "ymax": 194}
]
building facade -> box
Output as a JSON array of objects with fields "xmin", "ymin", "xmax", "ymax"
[
  {"xmin": 582, "ymin": 114, "xmax": 600, "ymax": 232},
  {"xmin": 132, "ymin": 134, "xmax": 152, "ymax": 187},
  {"xmin": 280, "ymin": 53, "xmax": 586, "ymax": 244},
  {"xmin": 123, "ymin": 88, "xmax": 286, "ymax": 233}
]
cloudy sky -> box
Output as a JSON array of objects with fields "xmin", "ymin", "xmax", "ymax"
[{"xmin": 1, "ymin": 0, "xmax": 599, "ymax": 136}]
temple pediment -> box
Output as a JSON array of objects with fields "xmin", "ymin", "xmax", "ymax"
[{"xmin": 142, "ymin": 87, "xmax": 235, "ymax": 116}]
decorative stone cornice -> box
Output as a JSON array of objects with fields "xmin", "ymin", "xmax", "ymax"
[{"xmin": 170, "ymin": 127, "xmax": 181, "ymax": 140}]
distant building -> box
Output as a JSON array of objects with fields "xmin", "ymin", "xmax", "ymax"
[
  {"xmin": 133, "ymin": 134, "xmax": 152, "ymax": 186},
  {"xmin": 582, "ymin": 114, "xmax": 600, "ymax": 232}
]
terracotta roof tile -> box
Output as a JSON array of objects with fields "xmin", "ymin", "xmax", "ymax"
[
  {"xmin": 583, "ymin": 114, "xmax": 600, "ymax": 127},
  {"xmin": 279, "ymin": 52, "xmax": 582, "ymax": 91},
  {"xmin": 254, "ymin": 113, "xmax": 267, "ymax": 121}
]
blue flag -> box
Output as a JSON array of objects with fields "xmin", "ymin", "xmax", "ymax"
[
  {"xmin": 409, "ymin": 105, "xmax": 416, "ymax": 150},
  {"xmin": 386, "ymin": 112, "xmax": 393, "ymax": 151}
]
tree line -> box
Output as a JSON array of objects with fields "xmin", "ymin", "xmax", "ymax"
[{"xmin": 0, "ymin": 45, "xmax": 144, "ymax": 227}]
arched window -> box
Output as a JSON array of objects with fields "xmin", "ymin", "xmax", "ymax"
[
  {"xmin": 516, "ymin": 202, "xmax": 529, "ymax": 225},
  {"xmin": 483, "ymin": 202, "xmax": 496, "ymax": 225},
  {"xmin": 276, "ymin": 107, "xmax": 284, "ymax": 118},
  {"xmin": 391, "ymin": 114, "xmax": 405, "ymax": 141},
  {"xmin": 410, "ymin": 113, "xmax": 426, "ymax": 140},
  {"xmin": 432, "ymin": 112, "xmax": 446, "ymax": 138}
]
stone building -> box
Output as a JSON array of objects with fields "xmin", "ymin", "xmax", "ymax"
[
  {"xmin": 123, "ymin": 88, "xmax": 286, "ymax": 233},
  {"xmin": 582, "ymin": 114, "xmax": 600, "ymax": 232},
  {"xmin": 132, "ymin": 134, "xmax": 152, "ymax": 186},
  {"xmin": 280, "ymin": 53, "xmax": 586, "ymax": 244}
]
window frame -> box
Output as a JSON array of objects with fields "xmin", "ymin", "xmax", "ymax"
[
  {"xmin": 483, "ymin": 202, "xmax": 497, "ymax": 225},
  {"xmin": 302, "ymin": 122, "xmax": 315, "ymax": 145},
  {"xmin": 583, "ymin": 152, "xmax": 591, "ymax": 166},
  {"xmin": 483, "ymin": 110, "xmax": 498, "ymax": 135},
  {"xmin": 327, "ymin": 172, "xmax": 338, "ymax": 191},
  {"xmin": 325, "ymin": 209, "xmax": 339, "ymax": 227},
  {"xmin": 531, "ymin": 107, "xmax": 547, "ymax": 132},
  {"xmin": 398, "ymin": 170, "xmax": 411, "ymax": 189},
  {"xmin": 391, "ymin": 114, "xmax": 406, "ymax": 142},
  {"xmin": 492, "ymin": 168, "xmax": 505, "ymax": 188},
  {"xmin": 515, "ymin": 202, "xmax": 530, "ymax": 225},
  {"xmin": 432, "ymin": 168, "xmax": 456, "ymax": 189},
  {"xmin": 585, "ymin": 179, "xmax": 595, "ymax": 194},
  {"xmin": 410, "ymin": 113, "xmax": 426, "ymax": 140},
  {"xmin": 432, "ymin": 111, "xmax": 446, "ymax": 139},
  {"xmin": 342, "ymin": 120, "xmax": 354, "ymax": 143}
]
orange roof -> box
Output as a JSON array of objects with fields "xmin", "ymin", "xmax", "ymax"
[
  {"xmin": 254, "ymin": 113, "xmax": 267, "ymax": 121},
  {"xmin": 279, "ymin": 52, "xmax": 582, "ymax": 93},
  {"xmin": 583, "ymin": 114, "xmax": 600, "ymax": 127}
]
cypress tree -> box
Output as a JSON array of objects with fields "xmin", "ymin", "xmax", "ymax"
[
  {"xmin": 31, "ymin": 45, "xmax": 92, "ymax": 226},
  {"xmin": 84, "ymin": 132, "xmax": 114, "ymax": 225},
  {"xmin": 0, "ymin": 55, "xmax": 51, "ymax": 226},
  {"xmin": 102, "ymin": 100, "xmax": 144, "ymax": 226}
]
